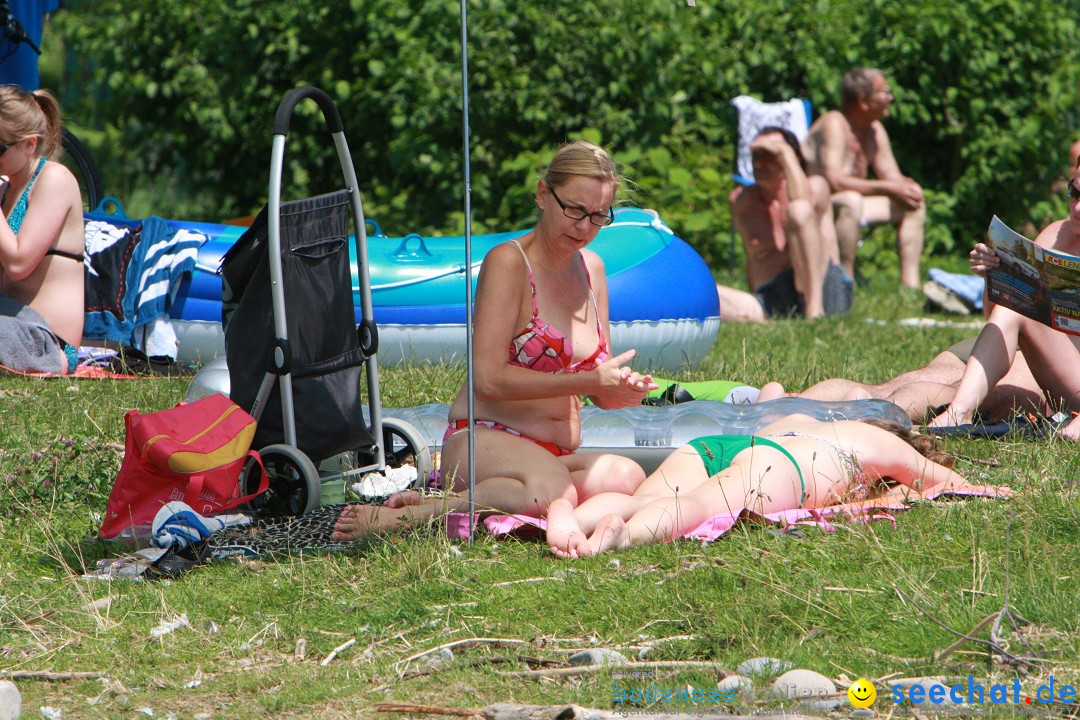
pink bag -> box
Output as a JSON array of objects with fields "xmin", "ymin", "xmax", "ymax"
[{"xmin": 100, "ymin": 393, "xmax": 267, "ymax": 539}]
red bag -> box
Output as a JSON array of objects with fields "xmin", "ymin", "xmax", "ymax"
[{"xmin": 100, "ymin": 393, "xmax": 268, "ymax": 539}]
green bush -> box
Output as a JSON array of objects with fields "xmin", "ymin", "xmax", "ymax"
[{"xmin": 55, "ymin": 0, "xmax": 1078, "ymax": 267}]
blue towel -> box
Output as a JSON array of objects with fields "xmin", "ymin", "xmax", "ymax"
[{"xmin": 929, "ymin": 268, "xmax": 984, "ymax": 312}]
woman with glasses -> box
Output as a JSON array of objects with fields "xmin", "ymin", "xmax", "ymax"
[
  {"xmin": 0, "ymin": 85, "xmax": 84, "ymax": 373},
  {"xmin": 332, "ymin": 140, "xmax": 657, "ymax": 541},
  {"xmin": 929, "ymin": 160, "xmax": 1080, "ymax": 440}
]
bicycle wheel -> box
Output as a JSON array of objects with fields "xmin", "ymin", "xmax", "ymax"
[{"xmin": 60, "ymin": 128, "xmax": 105, "ymax": 212}]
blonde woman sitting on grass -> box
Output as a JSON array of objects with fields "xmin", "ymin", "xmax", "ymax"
[{"xmin": 546, "ymin": 414, "xmax": 1010, "ymax": 558}]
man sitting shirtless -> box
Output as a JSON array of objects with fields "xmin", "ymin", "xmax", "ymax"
[
  {"xmin": 802, "ymin": 67, "xmax": 925, "ymax": 288},
  {"xmin": 717, "ymin": 127, "xmax": 852, "ymax": 321}
]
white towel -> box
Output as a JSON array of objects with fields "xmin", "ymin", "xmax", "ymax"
[{"xmin": 151, "ymin": 501, "xmax": 250, "ymax": 550}]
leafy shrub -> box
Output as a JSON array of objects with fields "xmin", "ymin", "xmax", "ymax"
[{"xmin": 55, "ymin": 0, "xmax": 1078, "ymax": 266}]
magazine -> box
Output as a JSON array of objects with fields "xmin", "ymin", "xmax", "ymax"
[{"xmin": 985, "ymin": 215, "xmax": 1080, "ymax": 335}]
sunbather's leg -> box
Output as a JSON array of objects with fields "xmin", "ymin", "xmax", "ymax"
[
  {"xmin": 582, "ymin": 493, "xmax": 718, "ymax": 556},
  {"xmin": 811, "ymin": 176, "xmax": 841, "ymax": 265},
  {"xmin": 861, "ymin": 195, "xmax": 925, "ymax": 289},
  {"xmin": 562, "ymin": 452, "xmax": 647, "ymax": 501},
  {"xmin": 331, "ymin": 502, "xmax": 442, "ymax": 541},
  {"xmin": 581, "ymin": 445, "xmax": 811, "ymax": 556},
  {"xmin": 784, "ymin": 196, "xmax": 830, "ymax": 318},
  {"xmin": 1016, "ymin": 318, "xmax": 1080, "ymax": 417},
  {"xmin": 773, "ymin": 343, "xmax": 968, "ymax": 406},
  {"xmin": 363, "ymin": 428, "xmax": 580, "ymax": 527},
  {"xmin": 384, "ymin": 446, "xmax": 644, "ymax": 516},
  {"xmin": 570, "ymin": 445, "xmax": 714, "ymax": 536},
  {"xmin": 716, "ymin": 283, "xmax": 767, "ymax": 323},
  {"xmin": 879, "ymin": 373, "xmax": 1045, "ymax": 425},
  {"xmin": 587, "ymin": 514, "xmax": 629, "ymax": 555},
  {"xmin": 795, "ymin": 377, "xmax": 873, "ymax": 402},
  {"xmin": 876, "ymin": 346, "xmax": 967, "ymax": 394},
  {"xmin": 929, "ymin": 306, "xmax": 1023, "ymax": 427},
  {"xmin": 832, "ymin": 191, "xmax": 863, "ymax": 281},
  {"xmin": 871, "ymin": 381, "xmax": 957, "ymax": 421},
  {"xmin": 976, "ymin": 348, "xmax": 1048, "ymax": 420},
  {"xmin": 756, "ymin": 382, "xmax": 791, "ymax": 402},
  {"xmin": 566, "ymin": 491, "xmax": 651, "ymax": 538},
  {"xmin": 333, "ymin": 445, "xmax": 628, "ymax": 542}
]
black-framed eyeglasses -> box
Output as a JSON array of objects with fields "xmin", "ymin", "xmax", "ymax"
[
  {"xmin": 1068, "ymin": 179, "xmax": 1080, "ymax": 203},
  {"xmin": 0, "ymin": 140, "xmax": 18, "ymax": 157},
  {"xmin": 547, "ymin": 184, "xmax": 614, "ymax": 227}
]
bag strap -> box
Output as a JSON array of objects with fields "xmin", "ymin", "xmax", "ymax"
[
  {"xmin": 231, "ymin": 451, "xmax": 269, "ymax": 507},
  {"xmin": 183, "ymin": 450, "xmax": 268, "ymax": 511}
]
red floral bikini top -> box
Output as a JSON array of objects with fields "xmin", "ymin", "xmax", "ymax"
[{"xmin": 507, "ymin": 240, "xmax": 610, "ymax": 373}]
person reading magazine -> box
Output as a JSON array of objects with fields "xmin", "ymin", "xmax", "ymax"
[{"xmin": 929, "ymin": 163, "xmax": 1080, "ymax": 440}]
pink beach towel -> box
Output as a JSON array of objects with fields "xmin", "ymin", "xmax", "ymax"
[{"xmin": 444, "ymin": 482, "xmax": 1011, "ymax": 543}]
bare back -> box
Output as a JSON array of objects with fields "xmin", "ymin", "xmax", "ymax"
[{"xmin": 675, "ymin": 415, "xmax": 968, "ymax": 514}]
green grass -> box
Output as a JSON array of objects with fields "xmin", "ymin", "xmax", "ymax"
[{"xmin": 1, "ymin": 272, "xmax": 1078, "ymax": 719}]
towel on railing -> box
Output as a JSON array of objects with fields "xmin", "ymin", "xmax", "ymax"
[{"xmin": 83, "ymin": 217, "xmax": 204, "ymax": 348}]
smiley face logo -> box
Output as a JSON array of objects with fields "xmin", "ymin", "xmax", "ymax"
[{"xmin": 848, "ymin": 678, "xmax": 876, "ymax": 708}]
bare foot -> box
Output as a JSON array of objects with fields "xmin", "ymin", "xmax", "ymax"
[
  {"xmin": 330, "ymin": 503, "xmax": 409, "ymax": 541},
  {"xmin": 585, "ymin": 513, "xmax": 627, "ymax": 556},
  {"xmin": 927, "ymin": 404, "xmax": 974, "ymax": 428},
  {"xmin": 546, "ymin": 498, "xmax": 588, "ymax": 559},
  {"xmin": 757, "ymin": 382, "xmax": 790, "ymax": 402}
]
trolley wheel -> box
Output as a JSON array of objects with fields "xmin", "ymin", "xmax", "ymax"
[
  {"xmin": 380, "ymin": 418, "xmax": 433, "ymax": 490},
  {"xmin": 242, "ymin": 444, "xmax": 321, "ymax": 517},
  {"xmin": 60, "ymin": 128, "xmax": 105, "ymax": 212},
  {"xmin": 380, "ymin": 416, "xmax": 429, "ymax": 490}
]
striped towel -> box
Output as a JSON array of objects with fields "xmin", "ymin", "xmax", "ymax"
[{"xmin": 84, "ymin": 217, "xmax": 204, "ymax": 345}]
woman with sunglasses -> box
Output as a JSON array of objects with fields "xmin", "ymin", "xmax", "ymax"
[
  {"xmin": 0, "ymin": 85, "xmax": 84, "ymax": 374},
  {"xmin": 929, "ymin": 160, "xmax": 1080, "ymax": 440},
  {"xmin": 332, "ymin": 141, "xmax": 657, "ymax": 540}
]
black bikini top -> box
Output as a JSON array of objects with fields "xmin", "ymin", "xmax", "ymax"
[{"xmin": 46, "ymin": 246, "xmax": 85, "ymax": 262}]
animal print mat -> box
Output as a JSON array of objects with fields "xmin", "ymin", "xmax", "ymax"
[{"xmin": 207, "ymin": 503, "xmax": 361, "ymax": 558}]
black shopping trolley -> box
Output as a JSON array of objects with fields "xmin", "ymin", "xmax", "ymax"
[{"xmin": 220, "ymin": 86, "xmax": 430, "ymax": 516}]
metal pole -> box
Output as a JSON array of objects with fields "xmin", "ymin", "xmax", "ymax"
[{"xmin": 459, "ymin": 0, "xmax": 476, "ymax": 542}]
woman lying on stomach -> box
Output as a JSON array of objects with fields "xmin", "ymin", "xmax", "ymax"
[{"xmin": 545, "ymin": 414, "xmax": 1010, "ymax": 557}]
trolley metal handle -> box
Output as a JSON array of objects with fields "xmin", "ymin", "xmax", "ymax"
[{"xmin": 273, "ymin": 86, "xmax": 344, "ymax": 135}]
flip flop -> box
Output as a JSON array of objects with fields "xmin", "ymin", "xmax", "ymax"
[{"xmin": 923, "ymin": 413, "xmax": 1066, "ymax": 440}]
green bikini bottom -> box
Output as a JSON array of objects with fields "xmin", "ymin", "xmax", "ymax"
[{"xmin": 687, "ymin": 435, "xmax": 806, "ymax": 506}]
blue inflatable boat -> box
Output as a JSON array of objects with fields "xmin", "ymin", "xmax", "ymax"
[{"xmin": 86, "ymin": 205, "xmax": 721, "ymax": 372}]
